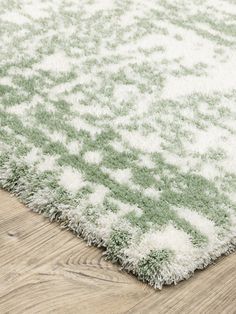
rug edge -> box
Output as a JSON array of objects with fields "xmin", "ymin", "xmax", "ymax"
[{"xmin": 1, "ymin": 164, "xmax": 236, "ymax": 289}]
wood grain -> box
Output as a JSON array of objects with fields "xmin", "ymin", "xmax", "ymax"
[{"xmin": 0, "ymin": 189, "xmax": 235, "ymax": 314}]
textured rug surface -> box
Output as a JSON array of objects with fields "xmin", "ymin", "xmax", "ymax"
[{"xmin": 0, "ymin": 0, "xmax": 236, "ymax": 288}]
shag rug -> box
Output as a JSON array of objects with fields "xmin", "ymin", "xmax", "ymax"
[{"xmin": 0, "ymin": 0, "xmax": 236, "ymax": 289}]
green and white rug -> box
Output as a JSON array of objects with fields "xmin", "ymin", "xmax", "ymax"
[{"xmin": 0, "ymin": 0, "xmax": 236, "ymax": 288}]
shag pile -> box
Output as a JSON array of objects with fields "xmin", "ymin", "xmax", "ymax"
[{"xmin": 1, "ymin": 0, "xmax": 236, "ymax": 288}]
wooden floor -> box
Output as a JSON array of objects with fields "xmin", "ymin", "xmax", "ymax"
[{"xmin": 0, "ymin": 189, "xmax": 235, "ymax": 314}]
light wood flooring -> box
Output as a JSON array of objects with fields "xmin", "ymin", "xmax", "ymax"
[{"xmin": 0, "ymin": 189, "xmax": 235, "ymax": 314}]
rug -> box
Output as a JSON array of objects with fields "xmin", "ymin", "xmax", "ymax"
[{"xmin": 0, "ymin": 0, "xmax": 236, "ymax": 289}]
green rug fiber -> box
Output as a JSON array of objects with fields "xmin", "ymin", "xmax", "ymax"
[{"xmin": 0, "ymin": 0, "xmax": 236, "ymax": 288}]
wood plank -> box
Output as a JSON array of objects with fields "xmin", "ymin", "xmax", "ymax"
[{"xmin": 0, "ymin": 189, "xmax": 235, "ymax": 314}]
